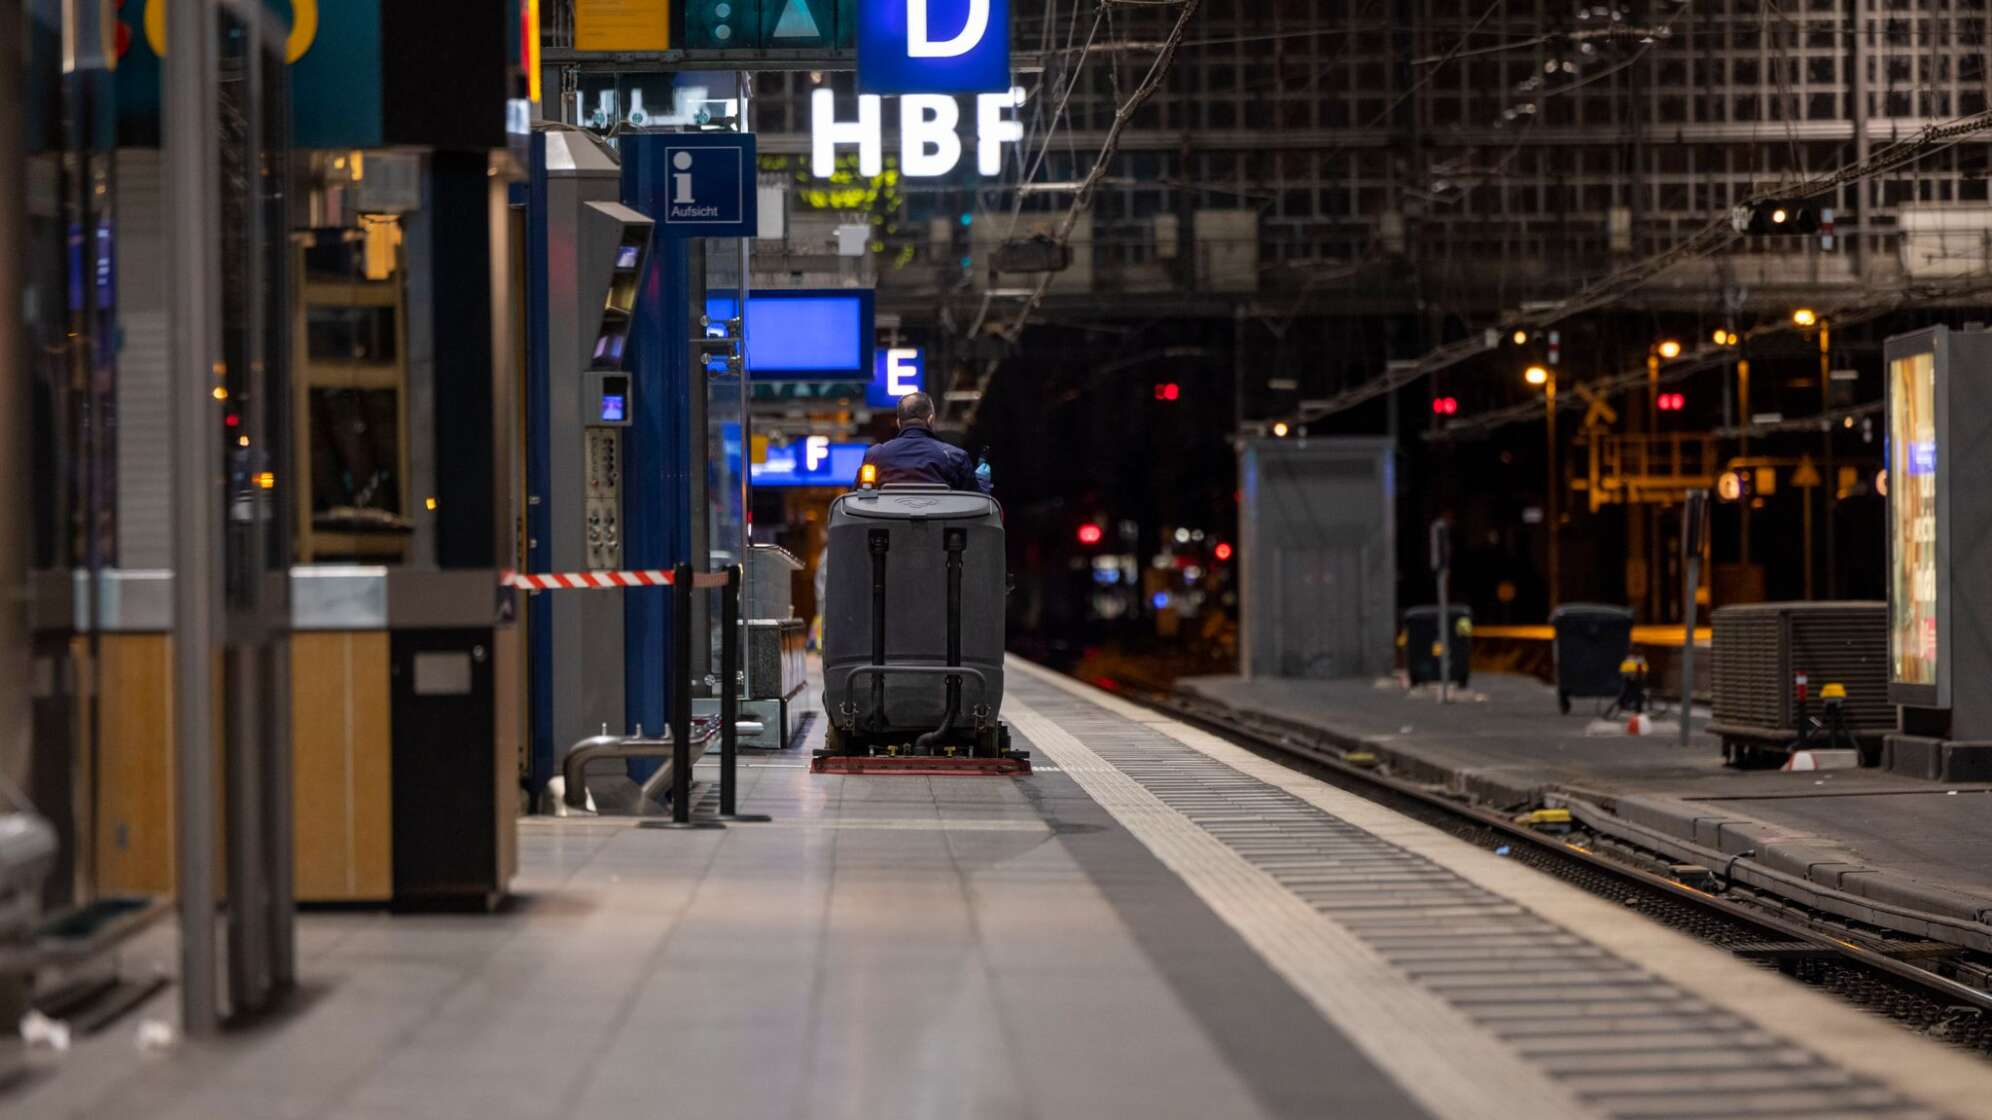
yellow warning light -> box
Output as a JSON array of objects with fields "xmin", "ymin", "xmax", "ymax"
[
  {"xmin": 237, "ymin": 436, "xmax": 249, "ymax": 448},
  {"xmin": 425, "ymin": 497, "xmax": 438, "ymax": 511},
  {"xmin": 1792, "ymin": 308, "xmax": 1818, "ymax": 328},
  {"xmin": 255, "ymin": 471, "xmax": 276, "ymax": 490},
  {"xmin": 1512, "ymin": 329, "xmax": 1529, "ymax": 346},
  {"xmin": 859, "ymin": 462, "xmax": 878, "ymax": 489},
  {"xmin": 1821, "ymin": 682, "xmax": 1848, "ymax": 700},
  {"xmin": 1271, "ymin": 421, "xmax": 1291, "ymax": 437},
  {"xmin": 212, "ymin": 386, "xmax": 228, "ymax": 401},
  {"xmin": 1657, "ymin": 339, "xmax": 1682, "ymax": 360}
]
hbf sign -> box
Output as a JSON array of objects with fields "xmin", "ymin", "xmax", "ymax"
[{"xmin": 859, "ymin": 0, "xmax": 1011, "ymax": 94}]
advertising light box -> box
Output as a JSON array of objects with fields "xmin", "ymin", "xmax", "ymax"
[
  {"xmin": 707, "ymin": 290, "xmax": 875, "ymax": 379},
  {"xmin": 1883, "ymin": 324, "xmax": 1992, "ymax": 737},
  {"xmin": 1889, "ymin": 349, "xmax": 1939, "ymax": 691}
]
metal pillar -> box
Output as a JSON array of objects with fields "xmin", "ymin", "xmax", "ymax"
[
  {"xmin": 166, "ymin": 0, "xmax": 223, "ymax": 1036},
  {"xmin": 737, "ymin": 73, "xmax": 754, "ymax": 700},
  {"xmin": 1545, "ymin": 372, "xmax": 1559, "ymax": 612},
  {"xmin": 0, "ymin": 0, "xmax": 30, "ymax": 880}
]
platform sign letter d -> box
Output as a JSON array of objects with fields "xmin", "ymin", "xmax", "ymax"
[
  {"xmin": 858, "ymin": 0, "xmax": 1011, "ymax": 95},
  {"xmin": 908, "ymin": 0, "xmax": 988, "ymax": 58}
]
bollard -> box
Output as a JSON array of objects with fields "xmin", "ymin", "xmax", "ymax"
[
  {"xmin": 672, "ymin": 561, "xmax": 695, "ymax": 824},
  {"xmin": 719, "ymin": 564, "xmax": 770, "ymax": 822},
  {"xmin": 643, "ymin": 563, "xmax": 723, "ymax": 829}
]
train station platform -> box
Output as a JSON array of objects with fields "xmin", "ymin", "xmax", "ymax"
[
  {"xmin": 12, "ymin": 661, "xmax": 1992, "ymax": 1119},
  {"xmin": 1179, "ymin": 672, "xmax": 1992, "ymax": 954}
]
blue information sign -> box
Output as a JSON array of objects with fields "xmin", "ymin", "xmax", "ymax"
[
  {"xmin": 653, "ymin": 133, "xmax": 759, "ymax": 239},
  {"xmin": 752, "ymin": 438, "xmax": 873, "ymax": 488},
  {"xmin": 857, "ymin": 0, "xmax": 1010, "ymax": 95},
  {"xmin": 867, "ymin": 347, "xmax": 926, "ymax": 407}
]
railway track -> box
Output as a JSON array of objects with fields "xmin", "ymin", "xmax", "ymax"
[{"xmin": 1123, "ymin": 681, "xmax": 1992, "ymax": 1058}]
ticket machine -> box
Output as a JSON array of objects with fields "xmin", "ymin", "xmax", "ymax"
[{"xmin": 525, "ymin": 127, "xmax": 659, "ymax": 789}]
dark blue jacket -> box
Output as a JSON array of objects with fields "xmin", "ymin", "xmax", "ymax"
[{"xmin": 860, "ymin": 426, "xmax": 987, "ymax": 492}]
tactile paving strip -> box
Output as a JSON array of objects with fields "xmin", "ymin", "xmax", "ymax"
[{"xmin": 1007, "ymin": 680, "xmax": 1948, "ymax": 1120}]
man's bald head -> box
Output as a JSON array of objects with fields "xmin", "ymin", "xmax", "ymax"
[{"xmin": 896, "ymin": 391, "xmax": 936, "ymax": 428}]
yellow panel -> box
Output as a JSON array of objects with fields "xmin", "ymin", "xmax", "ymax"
[
  {"xmin": 95, "ymin": 635, "xmax": 176, "ymax": 896},
  {"xmin": 291, "ymin": 632, "xmax": 393, "ymax": 902},
  {"xmin": 574, "ymin": 0, "xmax": 670, "ymax": 51},
  {"xmin": 492, "ymin": 625, "xmax": 522, "ymax": 892}
]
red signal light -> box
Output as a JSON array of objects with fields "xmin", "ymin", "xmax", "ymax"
[
  {"xmin": 1658, "ymin": 392, "xmax": 1685, "ymax": 412},
  {"xmin": 1154, "ymin": 382, "xmax": 1180, "ymax": 401},
  {"xmin": 1076, "ymin": 523, "xmax": 1104, "ymax": 546},
  {"xmin": 1431, "ymin": 396, "xmax": 1459, "ymax": 416},
  {"xmin": 1214, "ymin": 542, "xmax": 1234, "ymax": 562}
]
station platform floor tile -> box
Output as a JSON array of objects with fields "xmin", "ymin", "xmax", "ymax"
[{"xmin": 10, "ymin": 663, "xmax": 1991, "ymax": 1120}]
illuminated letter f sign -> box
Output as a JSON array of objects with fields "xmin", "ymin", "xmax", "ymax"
[
  {"xmin": 858, "ymin": 0, "xmax": 1011, "ymax": 95},
  {"xmin": 907, "ymin": 0, "xmax": 988, "ymax": 58}
]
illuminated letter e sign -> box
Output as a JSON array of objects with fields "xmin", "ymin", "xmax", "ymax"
[{"xmin": 858, "ymin": 0, "xmax": 1011, "ymax": 95}]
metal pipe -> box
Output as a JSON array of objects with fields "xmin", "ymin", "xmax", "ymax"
[{"xmin": 168, "ymin": 0, "xmax": 223, "ymax": 1038}]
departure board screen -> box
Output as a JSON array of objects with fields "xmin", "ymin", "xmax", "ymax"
[{"xmin": 1889, "ymin": 350, "xmax": 1939, "ymax": 686}]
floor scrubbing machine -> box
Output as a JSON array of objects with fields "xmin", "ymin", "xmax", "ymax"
[{"xmin": 816, "ymin": 483, "xmax": 1027, "ymax": 774}]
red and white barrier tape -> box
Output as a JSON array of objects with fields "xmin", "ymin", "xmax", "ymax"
[{"xmin": 501, "ymin": 569, "xmax": 733, "ymax": 591}]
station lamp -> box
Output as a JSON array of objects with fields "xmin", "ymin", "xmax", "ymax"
[
  {"xmin": 1732, "ymin": 199, "xmax": 1822, "ymax": 236},
  {"xmin": 1512, "ymin": 329, "xmax": 1529, "ymax": 346},
  {"xmin": 1271, "ymin": 421, "xmax": 1291, "ymax": 437},
  {"xmin": 1524, "ymin": 365, "xmax": 1549, "ymax": 386},
  {"xmin": 1656, "ymin": 339, "xmax": 1682, "ymax": 360},
  {"xmin": 1712, "ymin": 328, "xmax": 1739, "ymax": 346},
  {"xmin": 1792, "ymin": 308, "xmax": 1818, "ymax": 328}
]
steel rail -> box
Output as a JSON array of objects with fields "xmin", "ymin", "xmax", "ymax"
[{"xmin": 1126, "ymin": 683, "xmax": 1992, "ymax": 1017}]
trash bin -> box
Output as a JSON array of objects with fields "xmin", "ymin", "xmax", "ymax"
[
  {"xmin": 1404, "ymin": 605, "xmax": 1471, "ymax": 686},
  {"xmin": 1550, "ymin": 603, "xmax": 1635, "ymax": 714}
]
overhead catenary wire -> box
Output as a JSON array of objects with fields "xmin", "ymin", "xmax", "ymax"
[
  {"xmin": 1426, "ymin": 271, "xmax": 1992, "ymax": 442},
  {"xmin": 947, "ymin": 0, "xmax": 1205, "ymax": 427},
  {"xmin": 1290, "ymin": 99, "xmax": 1992, "ymax": 427}
]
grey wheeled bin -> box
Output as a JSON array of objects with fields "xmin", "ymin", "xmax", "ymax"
[
  {"xmin": 821, "ymin": 484, "xmax": 1014, "ymax": 757},
  {"xmin": 1551, "ymin": 603, "xmax": 1634, "ymax": 714}
]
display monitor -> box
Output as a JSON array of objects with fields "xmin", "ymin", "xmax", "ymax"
[
  {"xmin": 706, "ymin": 289, "xmax": 875, "ymax": 379},
  {"xmin": 1889, "ymin": 349, "xmax": 1939, "ymax": 688}
]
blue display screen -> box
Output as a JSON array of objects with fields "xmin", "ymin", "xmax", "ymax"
[
  {"xmin": 600, "ymin": 394, "xmax": 626, "ymax": 423},
  {"xmin": 706, "ymin": 290, "xmax": 875, "ymax": 378},
  {"xmin": 1909, "ymin": 440, "xmax": 1937, "ymax": 476}
]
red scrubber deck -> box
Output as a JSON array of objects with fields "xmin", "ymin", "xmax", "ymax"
[{"xmin": 811, "ymin": 753, "xmax": 1032, "ymax": 776}]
